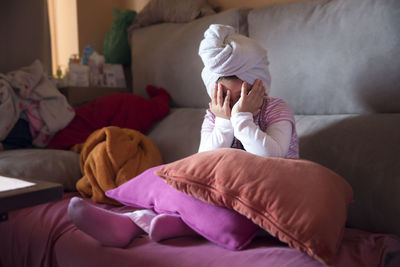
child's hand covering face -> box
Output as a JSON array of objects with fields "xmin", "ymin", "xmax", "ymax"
[
  {"xmin": 231, "ymin": 79, "xmax": 265, "ymax": 116},
  {"xmin": 209, "ymin": 83, "xmax": 232, "ymax": 119},
  {"xmin": 218, "ymin": 78, "xmax": 244, "ymax": 108},
  {"xmin": 209, "ymin": 78, "xmax": 265, "ymax": 119}
]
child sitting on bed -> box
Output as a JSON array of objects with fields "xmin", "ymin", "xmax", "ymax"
[{"xmin": 68, "ymin": 24, "xmax": 298, "ymax": 248}]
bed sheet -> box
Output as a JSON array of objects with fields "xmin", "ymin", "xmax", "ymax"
[{"xmin": 1, "ymin": 193, "xmax": 399, "ymax": 267}]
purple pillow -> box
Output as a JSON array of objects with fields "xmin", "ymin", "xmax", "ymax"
[{"xmin": 105, "ymin": 165, "xmax": 260, "ymax": 250}]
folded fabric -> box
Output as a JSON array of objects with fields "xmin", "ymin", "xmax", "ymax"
[
  {"xmin": 198, "ymin": 24, "xmax": 271, "ymax": 96},
  {"xmin": 0, "ymin": 60, "xmax": 75, "ymax": 147},
  {"xmin": 73, "ymin": 126, "xmax": 162, "ymax": 204},
  {"xmin": 106, "ymin": 165, "xmax": 261, "ymax": 250},
  {"xmin": 47, "ymin": 85, "xmax": 170, "ymax": 150},
  {"xmin": 0, "ymin": 79, "xmax": 20, "ymax": 141}
]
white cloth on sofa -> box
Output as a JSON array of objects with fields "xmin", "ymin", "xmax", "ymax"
[
  {"xmin": 0, "ymin": 79, "xmax": 21, "ymax": 142},
  {"xmin": 0, "ymin": 60, "xmax": 75, "ymax": 147},
  {"xmin": 198, "ymin": 24, "xmax": 271, "ymax": 97}
]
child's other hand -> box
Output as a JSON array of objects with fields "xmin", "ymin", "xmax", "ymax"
[
  {"xmin": 231, "ymin": 79, "xmax": 265, "ymax": 116},
  {"xmin": 209, "ymin": 83, "xmax": 231, "ymax": 119}
]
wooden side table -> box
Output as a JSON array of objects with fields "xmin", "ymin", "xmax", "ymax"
[
  {"xmin": 0, "ymin": 177, "xmax": 63, "ymax": 222},
  {"xmin": 59, "ymin": 86, "xmax": 131, "ymax": 107}
]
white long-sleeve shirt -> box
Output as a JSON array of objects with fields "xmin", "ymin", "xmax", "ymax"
[{"xmin": 198, "ymin": 97, "xmax": 299, "ymax": 158}]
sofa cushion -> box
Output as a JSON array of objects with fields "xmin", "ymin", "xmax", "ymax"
[
  {"xmin": 295, "ymin": 113, "xmax": 400, "ymax": 237},
  {"xmin": 147, "ymin": 108, "xmax": 206, "ymax": 163},
  {"xmin": 248, "ymin": 0, "xmax": 400, "ymax": 114},
  {"xmin": 130, "ymin": 8, "xmax": 249, "ymax": 108},
  {"xmin": 156, "ymin": 148, "xmax": 354, "ymax": 265},
  {"xmin": 0, "ymin": 149, "xmax": 81, "ymax": 191}
]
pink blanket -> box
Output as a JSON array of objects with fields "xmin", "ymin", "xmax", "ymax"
[{"xmin": 1, "ymin": 193, "xmax": 399, "ymax": 267}]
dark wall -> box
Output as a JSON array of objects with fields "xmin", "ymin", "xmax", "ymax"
[{"xmin": 0, "ymin": 0, "xmax": 52, "ymax": 74}]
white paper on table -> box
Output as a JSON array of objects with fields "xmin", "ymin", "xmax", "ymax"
[{"xmin": 0, "ymin": 176, "xmax": 36, "ymax": 192}]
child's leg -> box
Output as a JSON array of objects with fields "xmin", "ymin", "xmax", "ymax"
[
  {"xmin": 68, "ymin": 197, "xmax": 145, "ymax": 248},
  {"xmin": 149, "ymin": 213, "xmax": 197, "ymax": 242},
  {"xmin": 119, "ymin": 210, "xmax": 197, "ymax": 241},
  {"xmin": 124, "ymin": 209, "xmax": 157, "ymax": 233}
]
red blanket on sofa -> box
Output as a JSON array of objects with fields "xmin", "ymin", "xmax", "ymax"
[{"xmin": 47, "ymin": 85, "xmax": 170, "ymax": 150}]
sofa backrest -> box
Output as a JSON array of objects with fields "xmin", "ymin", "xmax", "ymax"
[
  {"xmin": 131, "ymin": 0, "xmax": 400, "ymax": 115},
  {"xmin": 248, "ymin": 0, "xmax": 400, "ymax": 115},
  {"xmin": 246, "ymin": 0, "xmax": 400, "ymax": 237}
]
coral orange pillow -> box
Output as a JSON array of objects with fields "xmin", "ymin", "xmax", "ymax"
[{"xmin": 155, "ymin": 148, "xmax": 353, "ymax": 265}]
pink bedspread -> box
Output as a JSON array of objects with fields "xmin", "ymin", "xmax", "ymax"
[{"xmin": 1, "ymin": 193, "xmax": 399, "ymax": 267}]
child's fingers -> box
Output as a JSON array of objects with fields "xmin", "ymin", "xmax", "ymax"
[
  {"xmin": 252, "ymin": 79, "xmax": 260, "ymax": 90},
  {"xmin": 253, "ymin": 84, "xmax": 265, "ymax": 106},
  {"xmin": 256, "ymin": 85, "xmax": 265, "ymax": 100},
  {"xmin": 223, "ymin": 89, "xmax": 231, "ymax": 110},
  {"xmin": 250, "ymin": 79, "xmax": 263, "ymax": 94},
  {"xmin": 212, "ymin": 83, "xmax": 218, "ymax": 104},
  {"xmin": 248, "ymin": 80, "xmax": 265, "ymax": 101},
  {"xmin": 242, "ymin": 80, "xmax": 263, "ymax": 114},
  {"xmin": 217, "ymin": 84, "xmax": 224, "ymax": 106},
  {"xmin": 241, "ymin": 81, "xmax": 247, "ymax": 99},
  {"xmin": 262, "ymin": 85, "xmax": 266, "ymax": 95}
]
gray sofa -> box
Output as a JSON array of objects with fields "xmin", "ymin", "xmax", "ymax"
[
  {"xmin": 1, "ymin": 0, "xmax": 399, "ymax": 262},
  {"xmin": 131, "ymin": 0, "xmax": 400, "ymax": 238}
]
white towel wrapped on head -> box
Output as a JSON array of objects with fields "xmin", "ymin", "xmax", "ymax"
[{"xmin": 198, "ymin": 24, "xmax": 271, "ymax": 97}]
